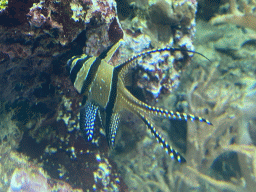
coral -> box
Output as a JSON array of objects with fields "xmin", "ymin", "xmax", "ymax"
[
  {"xmin": 0, "ymin": 101, "xmax": 22, "ymax": 155},
  {"xmin": 0, "ymin": 151, "xmax": 82, "ymax": 192},
  {"xmin": 0, "ymin": 152, "xmax": 31, "ymax": 191},
  {"xmin": 41, "ymin": 96, "xmax": 128, "ymax": 191},
  {"xmin": 70, "ymin": 0, "xmax": 116, "ymax": 24},
  {"xmin": 9, "ymin": 167, "xmax": 83, "ymax": 192},
  {"xmin": 25, "ymin": 0, "xmax": 121, "ymax": 46},
  {"xmin": 70, "ymin": 0, "xmax": 124, "ymax": 54},
  {"xmin": 0, "ymin": 0, "xmax": 123, "ymax": 46},
  {"xmin": 0, "ymin": 0, "xmax": 125, "ymax": 191},
  {"xmin": 27, "ymin": 1, "xmax": 63, "ymax": 31},
  {"xmin": 0, "ymin": 0, "xmax": 208, "ymax": 191},
  {"xmin": 210, "ymin": 0, "xmax": 256, "ymax": 32},
  {"xmin": 117, "ymin": 0, "xmax": 198, "ymax": 100},
  {"xmin": 170, "ymin": 52, "xmax": 256, "ymax": 191},
  {"xmin": 111, "ymin": 42, "xmax": 256, "ymax": 191},
  {"xmin": 112, "ymin": 116, "xmax": 185, "ymax": 192},
  {"xmin": 113, "ymin": 134, "xmax": 169, "ymax": 191},
  {"xmin": 131, "ymin": 49, "xmax": 182, "ymax": 99}
]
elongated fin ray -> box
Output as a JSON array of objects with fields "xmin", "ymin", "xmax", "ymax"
[
  {"xmin": 116, "ymin": 46, "xmax": 211, "ymax": 80},
  {"xmin": 141, "ymin": 103, "xmax": 212, "ymax": 125},
  {"xmin": 103, "ymin": 39, "xmax": 124, "ymax": 62},
  {"xmin": 121, "ymin": 86, "xmax": 212, "ymax": 125},
  {"xmin": 139, "ymin": 113, "xmax": 186, "ymax": 163}
]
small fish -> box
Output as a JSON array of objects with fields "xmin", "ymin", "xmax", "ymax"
[{"xmin": 67, "ymin": 40, "xmax": 212, "ymax": 163}]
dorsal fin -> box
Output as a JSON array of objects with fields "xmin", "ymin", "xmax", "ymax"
[{"xmin": 102, "ymin": 39, "xmax": 124, "ymax": 62}]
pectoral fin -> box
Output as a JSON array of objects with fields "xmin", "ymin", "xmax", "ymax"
[{"xmin": 80, "ymin": 102, "xmax": 99, "ymax": 141}]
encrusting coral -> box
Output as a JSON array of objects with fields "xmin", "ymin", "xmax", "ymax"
[{"xmin": 118, "ymin": 0, "xmax": 198, "ymax": 100}]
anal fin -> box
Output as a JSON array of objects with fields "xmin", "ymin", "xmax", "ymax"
[
  {"xmin": 108, "ymin": 113, "xmax": 120, "ymax": 147},
  {"xmin": 139, "ymin": 113, "xmax": 186, "ymax": 163}
]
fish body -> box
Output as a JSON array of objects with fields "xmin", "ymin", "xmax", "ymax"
[{"xmin": 67, "ymin": 40, "xmax": 212, "ymax": 163}]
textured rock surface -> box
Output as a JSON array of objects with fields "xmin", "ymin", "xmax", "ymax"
[
  {"xmin": 0, "ymin": 152, "xmax": 82, "ymax": 192},
  {"xmin": 0, "ymin": 0, "xmax": 126, "ymax": 191},
  {"xmin": 0, "ymin": 0, "xmax": 211, "ymax": 191},
  {"xmin": 118, "ymin": 0, "xmax": 198, "ymax": 100}
]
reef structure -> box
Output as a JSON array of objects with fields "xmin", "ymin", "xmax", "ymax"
[
  {"xmin": 0, "ymin": 0, "xmax": 126, "ymax": 191},
  {"xmin": 210, "ymin": 0, "xmax": 256, "ymax": 32},
  {"xmin": 0, "ymin": 0, "xmax": 201, "ymax": 191},
  {"xmin": 118, "ymin": 0, "xmax": 198, "ymax": 100}
]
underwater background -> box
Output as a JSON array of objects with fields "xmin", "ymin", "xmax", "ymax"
[{"xmin": 0, "ymin": 0, "xmax": 256, "ymax": 191}]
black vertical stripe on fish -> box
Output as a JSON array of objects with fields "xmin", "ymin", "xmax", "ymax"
[
  {"xmin": 69, "ymin": 56, "xmax": 90, "ymax": 84},
  {"xmin": 80, "ymin": 42, "xmax": 121, "ymax": 99},
  {"xmin": 67, "ymin": 55, "xmax": 81, "ymax": 69},
  {"xmin": 67, "ymin": 56, "xmax": 79, "ymax": 70},
  {"xmin": 105, "ymin": 67, "xmax": 119, "ymax": 146},
  {"xmin": 80, "ymin": 56, "xmax": 102, "ymax": 95},
  {"xmin": 79, "ymin": 42, "xmax": 119, "ymax": 95}
]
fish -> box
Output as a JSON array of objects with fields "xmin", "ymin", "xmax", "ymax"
[{"xmin": 67, "ymin": 39, "xmax": 212, "ymax": 163}]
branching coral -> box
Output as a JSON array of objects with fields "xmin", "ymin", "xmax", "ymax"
[
  {"xmin": 113, "ymin": 134, "xmax": 178, "ymax": 192},
  {"xmin": 210, "ymin": 0, "xmax": 256, "ymax": 31},
  {"xmin": 110, "ymin": 39, "xmax": 256, "ymax": 191},
  {"xmin": 170, "ymin": 54, "xmax": 256, "ymax": 191}
]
